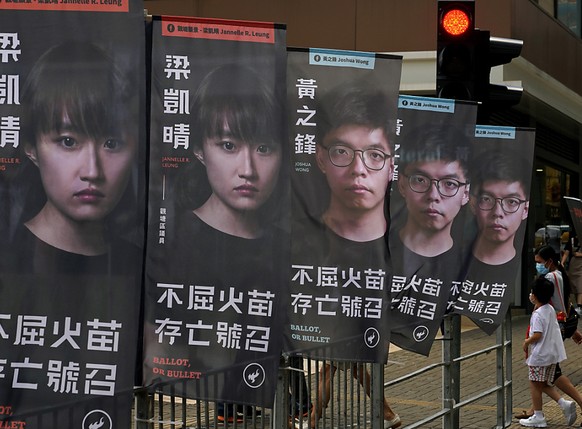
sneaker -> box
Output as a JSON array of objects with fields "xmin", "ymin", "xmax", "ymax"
[
  {"xmin": 519, "ymin": 414, "xmax": 547, "ymax": 427},
  {"xmin": 561, "ymin": 400, "xmax": 577, "ymax": 426},
  {"xmin": 292, "ymin": 410, "xmax": 311, "ymax": 429},
  {"xmin": 288, "ymin": 416, "xmax": 313, "ymax": 429},
  {"xmin": 384, "ymin": 414, "xmax": 402, "ymax": 429}
]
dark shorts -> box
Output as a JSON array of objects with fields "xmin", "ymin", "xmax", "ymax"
[{"xmin": 553, "ymin": 362, "xmax": 563, "ymax": 384}]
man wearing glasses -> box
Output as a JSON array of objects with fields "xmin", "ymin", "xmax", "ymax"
[
  {"xmin": 293, "ymin": 83, "xmax": 401, "ymax": 429},
  {"xmin": 389, "ymin": 124, "xmax": 471, "ymax": 355},
  {"xmin": 452, "ymin": 147, "xmax": 531, "ymax": 334},
  {"xmin": 469, "ymin": 149, "xmax": 529, "ymax": 266},
  {"xmin": 314, "ymin": 87, "xmax": 394, "ymax": 242},
  {"xmin": 396, "ymin": 127, "xmax": 470, "ymax": 259}
]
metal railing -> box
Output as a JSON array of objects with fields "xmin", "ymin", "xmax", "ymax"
[{"xmin": 134, "ymin": 312, "xmax": 513, "ymax": 429}]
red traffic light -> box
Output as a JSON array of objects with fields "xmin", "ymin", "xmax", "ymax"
[
  {"xmin": 437, "ymin": 1, "xmax": 477, "ymax": 100},
  {"xmin": 442, "ymin": 8, "xmax": 471, "ymax": 36}
]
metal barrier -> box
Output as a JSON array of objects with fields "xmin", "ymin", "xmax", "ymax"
[{"xmin": 134, "ymin": 313, "xmax": 513, "ymax": 429}]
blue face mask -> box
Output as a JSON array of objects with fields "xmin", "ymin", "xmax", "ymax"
[{"xmin": 536, "ymin": 262, "xmax": 549, "ymax": 275}]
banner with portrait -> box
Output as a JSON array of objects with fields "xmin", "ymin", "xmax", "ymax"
[
  {"xmin": 143, "ymin": 16, "xmax": 288, "ymax": 407},
  {"xmin": 565, "ymin": 197, "xmax": 582, "ymax": 240},
  {"xmin": 285, "ymin": 48, "xmax": 402, "ymax": 362},
  {"xmin": 0, "ymin": 1, "xmax": 146, "ymax": 428},
  {"xmin": 564, "ymin": 196, "xmax": 582, "ymax": 282},
  {"xmin": 451, "ymin": 126, "xmax": 535, "ymax": 334},
  {"xmin": 389, "ymin": 95, "xmax": 477, "ymax": 356}
]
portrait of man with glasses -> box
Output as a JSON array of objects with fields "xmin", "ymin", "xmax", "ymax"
[
  {"xmin": 469, "ymin": 148, "xmax": 530, "ymax": 266},
  {"xmin": 395, "ymin": 125, "xmax": 471, "ymax": 260},
  {"xmin": 290, "ymin": 81, "xmax": 401, "ymax": 426},
  {"xmin": 313, "ymin": 84, "xmax": 394, "ymax": 242},
  {"xmin": 451, "ymin": 139, "xmax": 533, "ymax": 334},
  {"xmin": 389, "ymin": 122, "xmax": 473, "ymax": 355}
]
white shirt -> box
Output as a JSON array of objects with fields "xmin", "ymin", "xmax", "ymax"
[{"xmin": 526, "ymin": 303, "xmax": 567, "ymax": 366}]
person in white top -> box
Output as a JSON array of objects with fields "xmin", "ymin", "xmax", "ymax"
[
  {"xmin": 520, "ymin": 277, "xmax": 568, "ymax": 427},
  {"xmin": 516, "ymin": 246, "xmax": 582, "ymax": 426}
]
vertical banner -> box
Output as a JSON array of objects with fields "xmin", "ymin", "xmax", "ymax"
[
  {"xmin": 565, "ymin": 196, "xmax": 582, "ymax": 286},
  {"xmin": 565, "ymin": 197, "xmax": 582, "ymax": 239},
  {"xmin": 451, "ymin": 126, "xmax": 535, "ymax": 334},
  {"xmin": 285, "ymin": 48, "xmax": 402, "ymax": 362},
  {"xmin": 0, "ymin": 1, "xmax": 146, "ymax": 428},
  {"xmin": 143, "ymin": 16, "xmax": 288, "ymax": 407},
  {"xmin": 389, "ymin": 95, "xmax": 477, "ymax": 356}
]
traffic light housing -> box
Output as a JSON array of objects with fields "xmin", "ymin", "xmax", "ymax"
[
  {"xmin": 436, "ymin": 0, "xmax": 523, "ymax": 108},
  {"xmin": 436, "ymin": 0, "xmax": 477, "ymax": 100},
  {"xmin": 474, "ymin": 32, "xmax": 523, "ymax": 108}
]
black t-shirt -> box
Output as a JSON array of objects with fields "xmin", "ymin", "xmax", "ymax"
[
  {"xmin": 287, "ymin": 216, "xmax": 391, "ymax": 362},
  {"xmin": 144, "ymin": 212, "xmax": 288, "ymax": 406},
  {"xmin": 565, "ymin": 233, "xmax": 581, "ymax": 262},
  {"xmin": 389, "ymin": 231, "xmax": 466, "ymax": 355},
  {"xmin": 6, "ymin": 224, "xmax": 141, "ymax": 276},
  {"xmin": 454, "ymin": 254, "xmax": 520, "ymax": 334},
  {"xmin": 0, "ymin": 226, "xmax": 142, "ymax": 425}
]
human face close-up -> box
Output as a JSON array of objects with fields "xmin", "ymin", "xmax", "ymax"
[
  {"xmin": 471, "ymin": 180, "xmax": 529, "ymax": 246},
  {"xmin": 195, "ymin": 125, "xmax": 281, "ymax": 215},
  {"xmin": 316, "ymin": 124, "xmax": 393, "ymax": 214},
  {"xmin": 26, "ymin": 113, "xmax": 136, "ymax": 224},
  {"xmin": 398, "ymin": 160, "xmax": 469, "ymax": 233}
]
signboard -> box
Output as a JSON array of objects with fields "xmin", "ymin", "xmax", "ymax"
[
  {"xmin": 0, "ymin": 1, "xmax": 146, "ymax": 427},
  {"xmin": 389, "ymin": 95, "xmax": 477, "ymax": 355},
  {"xmin": 452, "ymin": 125, "xmax": 535, "ymax": 334},
  {"xmin": 143, "ymin": 16, "xmax": 288, "ymax": 407},
  {"xmin": 285, "ymin": 48, "xmax": 402, "ymax": 362}
]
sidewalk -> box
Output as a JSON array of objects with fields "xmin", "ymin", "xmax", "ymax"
[{"xmin": 384, "ymin": 311, "xmax": 582, "ymax": 428}]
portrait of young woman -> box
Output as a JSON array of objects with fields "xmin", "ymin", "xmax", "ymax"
[
  {"xmin": 9, "ymin": 41, "xmax": 141, "ymax": 275},
  {"xmin": 145, "ymin": 62, "xmax": 289, "ymax": 410}
]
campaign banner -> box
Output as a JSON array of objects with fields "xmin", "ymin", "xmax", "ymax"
[
  {"xmin": 285, "ymin": 48, "xmax": 402, "ymax": 362},
  {"xmin": 143, "ymin": 16, "xmax": 288, "ymax": 407},
  {"xmin": 450, "ymin": 126, "xmax": 535, "ymax": 334},
  {"xmin": 565, "ymin": 197, "xmax": 582, "ymax": 240},
  {"xmin": 0, "ymin": 2, "xmax": 146, "ymax": 429},
  {"xmin": 389, "ymin": 95, "xmax": 477, "ymax": 356}
]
